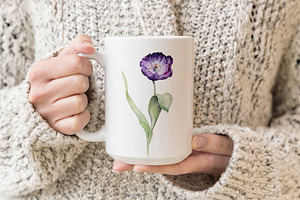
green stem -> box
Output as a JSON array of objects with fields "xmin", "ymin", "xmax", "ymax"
[
  {"xmin": 153, "ymin": 81, "xmax": 156, "ymax": 95},
  {"xmin": 147, "ymin": 81, "xmax": 157, "ymax": 156},
  {"xmin": 147, "ymin": 128, "xmax": 153, "ymax": 157}
]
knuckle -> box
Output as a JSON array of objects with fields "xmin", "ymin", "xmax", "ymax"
[
  {"xmin": 74, "ymin": 95, "xmax": 87, "ymax": 112},
  {"xmin": 28, "ymin": 67, "xmax": 40, "ymax": 83},
  {"xmin": 47, "ymin": 119, "xmax": 56, "ymax": 129},
  {"xmin": 83, "ymin": 76, "xmax": 89, "ymax": 91},
  {"xmin": 68, "ymin": 110, "xmax": 90, "ymax": 134},
  {"xmin": 84, "ymin": 108, "xmax": 90, "ymax": 116},
  {"xmin": 37, "ymin": 107, "xmax": 52, "ymax": 120},
  {"xmin": 69, "ymin": 116, "xmax": 82, "ymax": 134},
  {"xmin": 85, "ymin": 109, "xmax": 91, "ymax": 121},
  {"xmin": 69, "ymin": 55, "xmax": 82, "ymax": 72},
  {"xmin": 29, "ymin": 89, "xmax": 44, "ymax": 103},
  {"xmin": 74, "ymin": 75, "xmax": 89, "ymax": 92},
  {"xmin": 85, "ymin": 60, "xmax": 93, "ymax": 76}
]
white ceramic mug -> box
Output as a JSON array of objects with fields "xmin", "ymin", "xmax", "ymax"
[{"xmin": 77, "ymin": 36, "xmax": 194, "ymax": 165}]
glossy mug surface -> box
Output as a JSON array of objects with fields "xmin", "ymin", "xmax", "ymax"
[{"xmin": 77, "ymin": 36, "xmax": 194, "ymax": 165}]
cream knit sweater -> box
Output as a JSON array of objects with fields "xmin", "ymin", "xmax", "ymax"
[{"xmin": 0, "ymin": 0, "xmax": 299, "ymax": 199}]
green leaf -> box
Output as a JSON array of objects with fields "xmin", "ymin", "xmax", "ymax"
[
  {"xmin": 156, "ymin": 93, "xmax": 173, "ymax": 112},
  {"xmin": 122, "ymin": 72, "xmax": 151, "ymax": 138},
  {"xmin": 147, "ymin": 96, "xmax": 162, "ymax": 157},
  {"xmin": 148, "ymin": 96, "xmax": 162, "ymax": 128}
]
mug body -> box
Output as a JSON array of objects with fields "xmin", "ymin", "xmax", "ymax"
[{"xmin": 104, "ymin": 36, "xmax": 194, "ymax": 165}]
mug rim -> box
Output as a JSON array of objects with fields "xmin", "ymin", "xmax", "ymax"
[{"xmin": 105, "ymin": 36, "xmax": 193, "ymax": 40}]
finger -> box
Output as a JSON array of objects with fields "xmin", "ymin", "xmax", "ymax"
[
  {"xmin": 53, "ymin": 109, "xmax": 90, "ymax": 135},
  {"xmin": 59, "ymin": 34, "xmax": 95, "ymax": 56},
  {"xmin": 29, "ymin": 74, "xmax": 89, "ymax": 105},
  {"xmin": 41, "ymin": 94, "xmax": 88, "ymax": 122},
  {"xmin": 133, "ymin": 151, "xmax": 230, "ymax": 175},
  {"xmin": 192, "ymin": 134, "xmax": 233, "ymax": 156},
  {"xmin": 112, "ymin": 161, "xmax": 134, "ymax": 172},
  {"xmin": 45, "ymin": 74, "xmax": 89, "ymax": 102},
  {"xmin": 30, "ymin": 54, "xmax": 93, "ymax": 82}
]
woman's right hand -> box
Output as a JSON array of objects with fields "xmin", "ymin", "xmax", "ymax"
[{"xmin": 28, "ymin": 35, "xmax": 95, "ymax": 135}]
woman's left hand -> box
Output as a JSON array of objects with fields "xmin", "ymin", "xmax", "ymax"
[{"xmin": 113, "ymin": 134, "xmax": 234, "ymax": 175}]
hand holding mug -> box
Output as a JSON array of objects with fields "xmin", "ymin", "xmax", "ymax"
[
  {"xmin": 28, "ymin": 35, "xmax": 94, "ymax": 135},
  {"xmin": 113, "ymin": 134, "xmax": 233, "ymax": 175}
]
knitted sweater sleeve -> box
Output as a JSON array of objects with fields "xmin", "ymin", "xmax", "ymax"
[
  {"xmin": 0, "ymin": 1, "xmax": 88, "ymax": 197},
  {"xmin": 161, "ymin": 24, "xmax": 300, "ymax": 200}
]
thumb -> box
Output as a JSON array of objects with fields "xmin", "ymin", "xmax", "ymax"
[
  {"xmin": 192, "ymin": 134, "xmax": 233, "ymax": 156},
  {"xmin": 59, "ymin": 34, "xmax": 95, "ymax": 56}
]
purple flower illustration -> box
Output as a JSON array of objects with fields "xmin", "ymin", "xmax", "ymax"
[
  {"xmin": 140, "ymin": 52, "xmax": 173, "ymax": 81},
  {"xmin": 122, "ymin": 52, "xmax": 174, "ymax": 156}
]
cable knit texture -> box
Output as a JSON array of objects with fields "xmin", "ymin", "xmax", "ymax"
[{"xmin": 0, "ymin": 0, "xmax": 299, "ymax": 199}]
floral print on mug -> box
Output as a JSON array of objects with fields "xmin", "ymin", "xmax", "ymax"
[{"xmin": 122, "ymin": 52, "xmax": 174, "ymax": 156}]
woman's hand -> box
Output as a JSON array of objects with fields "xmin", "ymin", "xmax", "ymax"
[
  {"xmin": 28, "ymin": 35, "xmax": 94, "ymax": 135},
  {"xmin": 113, "ymin": 134, "xmax": 233, "ymax": 175}
]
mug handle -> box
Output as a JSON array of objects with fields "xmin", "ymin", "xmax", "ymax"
[{"xmin": 75, "ymin": 50, "xmax": 106, "ymax": 142}]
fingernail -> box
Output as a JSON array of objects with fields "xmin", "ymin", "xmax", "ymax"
[
  {"xmin": 83, "ymin": 41, "xmax": 94, "ymax": 48},
  {"xmin": 133, "ymin": 166, "xmax": 142, "ymax": 172},
  {"xmin": 112, "ymin": 165, "xmax": 121, "ymax": 173},
  {"xmin": 192, "ymin": 136, "xmax": 207, "ymax": 150}
]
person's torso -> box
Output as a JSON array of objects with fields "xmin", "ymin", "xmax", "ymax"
[
  {"xmin": 17, "ymin": 0, "xmax": 299, "ymax": 199},
  {"xmin": 28, "ymin": 0, "xmax": 298, "ymax": 131}
]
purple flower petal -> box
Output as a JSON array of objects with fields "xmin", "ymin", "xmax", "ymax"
[{"xmin": 140, "ymin": 52, "xmax": 173, "ymax": 81}]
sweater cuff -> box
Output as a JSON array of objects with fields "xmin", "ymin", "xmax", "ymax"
[
  {"xmin": 158, "ymin": 124, "xmax": 281, "ymax": 199},
  {"xmin": 0, "ymin": 79, "xmax": 88, "ymax": 196},
  {"xmin": 22, "ymin": 79, "xmax": 88, "ymax": 185}
]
